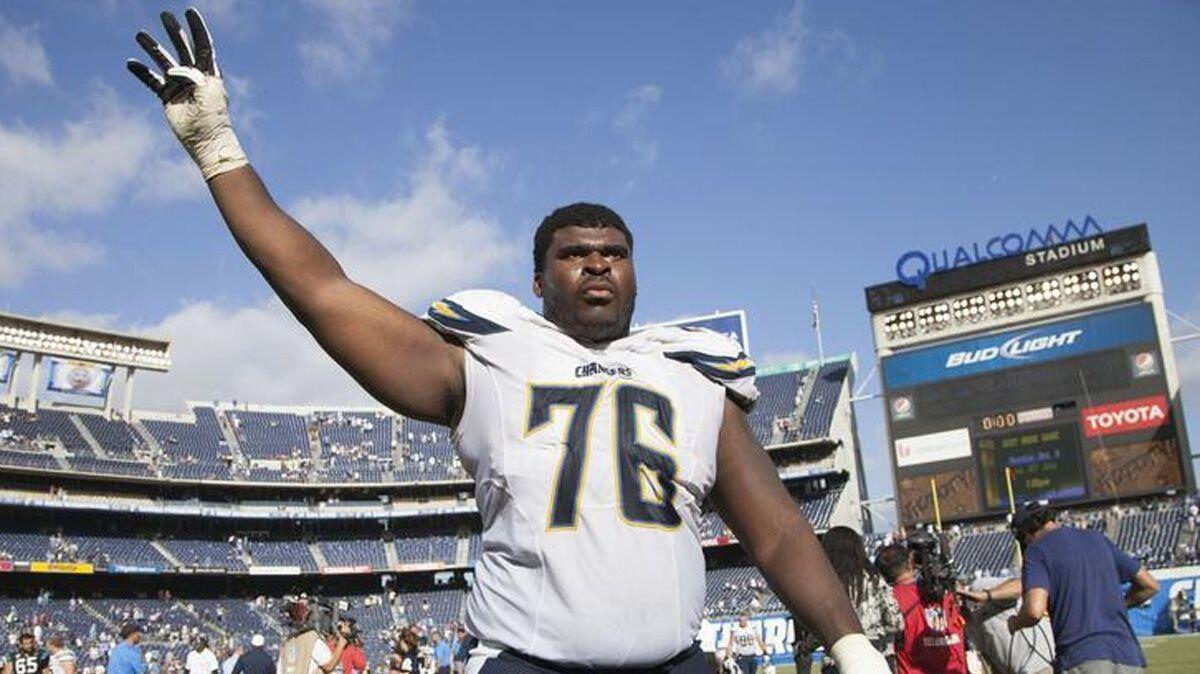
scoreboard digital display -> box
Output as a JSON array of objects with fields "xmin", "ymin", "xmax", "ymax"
[{"xmin": 885, "ymin": 302, "xmax": 1187, "ymax": 525}]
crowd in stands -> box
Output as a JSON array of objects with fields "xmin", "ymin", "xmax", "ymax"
[{"xmin": 0, "ymin": 357, "xmax": 847, "ymax": 486}]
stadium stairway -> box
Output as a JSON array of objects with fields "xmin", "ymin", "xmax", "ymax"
[
  {"xmin": 70, "ymin": 416, "xmax": 109, "ymax": 459},
  {"xmin": 385, "ymin": 539, "xmax": 400, "ymax": 568},
  {"xmin": 179, "ymin": 602, "xmax": 230, "ymax": 642},
  {"xmin": 132, "ymin": 421, "xmax": 165, "ymax": 457},
  {"xmin": 151, "ymin": 540, "xmax": 184, "ymax": 570},
  {"xmin": 78, "ymin": 599, "xmax": 119, "ymax": 635},
  {"xmin": 50, "ymin": 446, "xmax": 71, "ymax": 471},
  {"xmin": 309, "ymin": 542, "xmax": 330, "ymax": 569},
  {"xmin": 454, "ymin": 533, "xmax": 470, "ymax": 566},
  {"xmin": 215, "ymin": 411, "xmax": 248, "ymax": 470}
]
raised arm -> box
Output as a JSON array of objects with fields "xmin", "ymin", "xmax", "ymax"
[
  {"xmin": 125, "ymin": 9, "xmax": 463, "ymax": 424},
  {"xmin": 710, "ymin": 398, "xmax": 887, "ymax": 673}
]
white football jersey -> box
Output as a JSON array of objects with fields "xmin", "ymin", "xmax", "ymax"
[{"xmin": 425, "ymin": 290, "xmax": 757, "ymax": 666}]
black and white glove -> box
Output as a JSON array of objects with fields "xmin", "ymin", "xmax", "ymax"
[{"xmin": 126, "ymin": 8, "xmax": 247, "ymax": 180}]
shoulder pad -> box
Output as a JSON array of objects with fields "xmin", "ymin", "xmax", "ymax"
[
  {"xmin": 423, "ymin": 289, "xmax": 519, "ymax": 342},
  {"xmin": 639, "ymin": 325, "xmax": 759, "ymax": 410}
]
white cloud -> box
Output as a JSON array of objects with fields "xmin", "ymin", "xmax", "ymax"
[
  {"xmin": 0, "ymin": 13, "xmax": 52, "ymax": 87},
  {"xmin": 600, "ymin": 84, "xmax": 664, "ymax": 190},
  {"xmin": 721, "ymin": 0, "xmax": 873, "ymax": 97},
  {"xmin": 298, "ymin": 0, "xmax": 410, "ymax": 87},
  {"xmin": 0, "ymin": 87, "xmax": 210, "ymax": 287},
  {"xmin": 722, "ymin": 1, "xmax": 806, "ymax": 95},
  {"xmin": 129, "ymin": 121, "xmax": 520, "ymax": 411}
]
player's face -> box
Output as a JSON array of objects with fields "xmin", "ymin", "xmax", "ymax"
[
  {"xmin": 19, "ymin": 637, "xmax": 35, "ymax": 653},
  {"xmin": 534, "ymin": 226, "xmax": 636, "ymax": 344}
]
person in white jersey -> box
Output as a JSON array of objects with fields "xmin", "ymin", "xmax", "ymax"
[
  {"xmin": 724, "ymin": 615, "xmax": 767, "ymax": 674},
  {"xmin": 46, "ymin": 636, "xmax": 76, "ymax": 674},
  {"xmin": 186, "ymin": 638, "xmax": 219, "ymax": 674},
  {"xmin": 125, "ymin": 9, "xmax": 889, "ymax": 674}
]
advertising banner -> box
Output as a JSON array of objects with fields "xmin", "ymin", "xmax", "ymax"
[
  {"xmin": 894, "ymin": 428, "xmax": 972, "ymax": 468},
  {"xmin": 30, "ymin": 561, "xmax": 94, "ymax": 574},
  {"xmin": 636, "ymin": 310, "xmax": 750, "ymax": 354},
  {"xmin": 44, "ymin": 358, "xmax": 115, "ymax": 398},
  {"xmin": 1128, "ymin": 566, "xmax": 1200, "ymax": 636},
  {"xmin": 248, "ymin": 566, "xmax": 302, "ymax": 576},
  {"xmin": 883, "ymin": 304, "xmax": 1157, "ymax": 389},
  {"xmin": 699, "ymin": 613, "xmax": 796, "ymax": 665},
  {"xmin": 1080, "ymin": 395, "xmax": 1171, "ymax": 438},
  {"xmin": 109, "ymin": 564, "xmax": 161, "ymax": 574}
]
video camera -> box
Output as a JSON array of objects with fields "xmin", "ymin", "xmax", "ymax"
[
  {"xmin": 906, "ymin": 530, "xmax": 957, "ymax": 604},
  {"xmin": 282, "ymin": 595, "xmax": 357, "ymax": 639}
]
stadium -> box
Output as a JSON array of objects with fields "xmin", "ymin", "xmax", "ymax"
[
  {"xmin": 2, "ymin": 4, "xmax": 1199, "ymax": 674},
  {"xmin": 2, "ymin": 220, "xmax": 1199, "ymax": 674}
]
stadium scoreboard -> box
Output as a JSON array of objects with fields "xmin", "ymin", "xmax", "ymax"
[{"xmin": 865, "ymin": 224, "xmax": 1193, "ymax": 526}]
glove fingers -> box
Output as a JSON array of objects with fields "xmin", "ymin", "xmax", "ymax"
[
  {"xmin": 185, "ymin": 8, "xmax": 219, "ymax": 77},
  {"xmin": 163, "ymin": 67, "xmax": 205, "ymax": 103},
  {"xmin": 160, "ymin": 11, "xmax": 196, "ymax": 68},
  {"xmin": 136, "ymin": 31, "xmax": 178, "ymax": 73},
  {"xmin": 126, "ymin": 59, "xmax": 166, "ymax": 98}
]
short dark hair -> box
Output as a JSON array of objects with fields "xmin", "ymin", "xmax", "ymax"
[
  {"xmin": 1011, "ymin": 502, "xmax": 1058, "ymax": 543},
  {"xmin": 533, "ymin": 202, "xmax": 633, "ymax": 273},
  {"xmin": 875, "ymin": 544, "xmax": 911, "ymax": 584}
]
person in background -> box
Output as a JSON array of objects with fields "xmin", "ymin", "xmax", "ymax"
[
  {"xmin": 185, "ymin": 637, "xmax": 218, "ymax": 674},
  {"xmin": 337, "ymin": 621, "xmax": 366, "ymax": 674},
  {"xmin": 725, "ymin": 613, "xmax": 767, "ymax": 674},
  {"xmin": 107, "ymin": 625, "xmax": 146, "ymax": 674},
  {"xmin": 429, "ymin": 630, "xmax": 450, "ymax": 674},
  {"xmin": 963, "ymin": 503, "xmax": 1159, "ymax": 674},
  {"xmin": 797, "ymin": 528, "xmax": 903, "ymax": 673},
  {"xmin": 220, "ymin": 643, "xmax": 241, "ymax": 674},
  {"xmin": 231, "ymin": 635, "xmax": 273, "ymax": 674},
  {"xmin": 47, "ymin": 635, "xmax": 76, "ymax": 674},
  {"xmin": 876, "ymin": 544, "xmax": 967, "ymax": 674},
  {"xmin": 450, "ymin": 627, "xmax": 472, "ymax": 674},
  {"xmin": 3, "ymin": 631, "xmax": 48, "ymax": 674}
]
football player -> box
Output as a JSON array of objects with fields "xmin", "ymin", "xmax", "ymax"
[
  {"xmin": 3, "ymin": 632, "xmax": 49, "ymax": 674},
  {"xmin": 125, "ymin": 9, "xmax": 888, "ymax": 674}
]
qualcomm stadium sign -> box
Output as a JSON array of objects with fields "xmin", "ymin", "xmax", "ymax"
[{"xmin": 895, "ymin": 216, "xmax": 1103, "ymax": 288}]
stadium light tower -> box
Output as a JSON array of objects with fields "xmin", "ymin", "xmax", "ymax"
[{"xmin": 0, "ymin": 311, "xmax": 170, "ymax": 418}]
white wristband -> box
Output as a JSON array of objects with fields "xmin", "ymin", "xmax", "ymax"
[{"xmin": 828, "ymin": 634, "xmax": 889, "ymax": 674}]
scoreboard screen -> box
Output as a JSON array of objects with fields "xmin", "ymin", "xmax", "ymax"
[{"xmin": 885, "ymin": 302, "xmax": 1186, "ymax": 525}]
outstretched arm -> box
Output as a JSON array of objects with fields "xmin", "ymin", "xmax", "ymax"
[
  {"xmin": 126, "ymin": 9, "xmax": 463, "ymax": 424},
  {"xmin": 711, "ymin": 399, "xmax": 886, "ymax": 673}
]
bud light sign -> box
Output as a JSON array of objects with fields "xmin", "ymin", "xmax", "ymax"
[{"xmin": 883, "ymin": 304, "xmax": 1157, "ymax": 389}]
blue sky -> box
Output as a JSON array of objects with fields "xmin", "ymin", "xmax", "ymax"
[{"xmin": 1, "ymin": 1, "xmax": 1198, "ymax": 515}]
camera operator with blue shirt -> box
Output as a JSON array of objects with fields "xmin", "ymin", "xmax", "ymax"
[{"xmin": 961, "ymin": 503, "xmax": 1159, "ymax": 674}]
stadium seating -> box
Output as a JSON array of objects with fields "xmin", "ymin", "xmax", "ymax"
[
  {"xmin": 227, "ymin": 411, "xmax": 310, "ymax": 460},
  {"xmin": 320, "ymin": 539, "xmax": 389, "ymax": 570},
  {"xmin": 161, "ymin": 538, "xmax": 247, "ymax": 571},
  {"xmin": 245, "ymin": 540, "xmax": 318, "ymax": 572},
  {"xmin": 798, "ymin": 361, "xmax": 849, "ymax": 440},
  {"xmin": 1116, "ymin": 507, "xmax": 1185, "ymax": 569},
  {"xmin": 747, "ymin": 369, "xmax": 806, "ymax": 446},
  {"xmin": 949, "ymin": 530, "xmax": 1015, "ymax": 577},
  {"xmin": 395, "ymin": 535, "xmax": 458, "ymax": 566}
]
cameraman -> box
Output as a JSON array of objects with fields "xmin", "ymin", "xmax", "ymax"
[
  {"xmin": 876, "ymin": 543, "xmax": 967, "ymax": 674},
  {"xmin": 333, "ymin": 619, "xmax": 366, "ymax": 674},
  {"xmin": 278, "ymin": 599, "xmax": 348, "ymax": 674},
  {"xmin": 961, "ymin": 503, "xmax": 1157, "ymax": 674}
]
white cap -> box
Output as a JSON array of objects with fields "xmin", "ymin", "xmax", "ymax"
[{"xmin": 250, "ymin": 635, "xmax": 265, "ymax": 648}]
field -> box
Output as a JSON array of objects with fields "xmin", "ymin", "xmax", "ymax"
[{"xmin": 771, "ymin": 633, "xmax": 1200, "ymax": 674}]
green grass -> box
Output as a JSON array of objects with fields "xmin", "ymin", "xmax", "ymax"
[
  {"xmin": 767, "ymin": 633, "xmax": 1200, "ymax": 674},
  {"xmin": 1139, "ymin": 632, "xmax": 1200, "ymax": 674}
]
